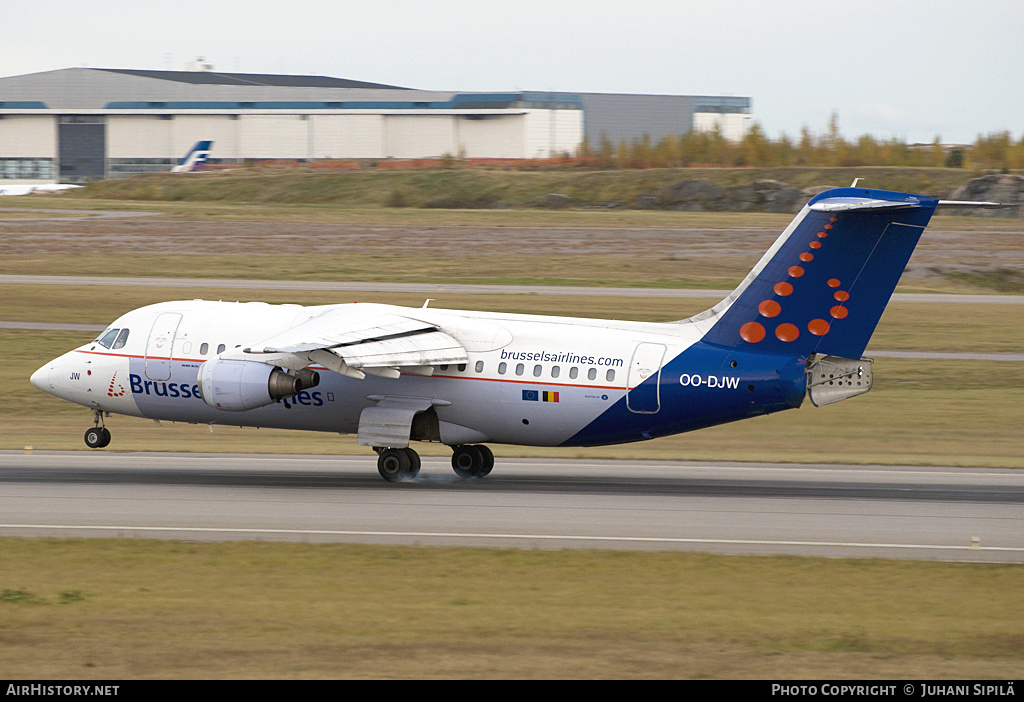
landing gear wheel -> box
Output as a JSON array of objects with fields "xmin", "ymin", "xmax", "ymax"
[
  {"xmin": 451, "ymin": 444, "xmax": 493, "ymax": 478},
  {"xmin": 475, "ymin": 444, "xmax": 494, "ymax": 477},
  {"xmin": 377, "ymin": 447, "xmax": 420, "ymax": 482},
  {"xmin": 84, "ymin": 427, "xmax": 111, "ymax": 449},
  {"xmin": 403, "ymin": 448, "xmax": 421, "ymax": 479}
]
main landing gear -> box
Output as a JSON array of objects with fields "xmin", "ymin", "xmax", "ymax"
[
  {"xmin": 375, "ymin": 447, "xmax": 422, "ymax": 482},
  {"xmin": 451, "ymin": 444, "xmax": 493, "ymax": 479},
  {"xmin": 84, "ymin": 409, "xmax": 111, "ymax": 449},
  {"xmin": 374, "ymin": 444, "xmax": 494, "ymax": 482}
]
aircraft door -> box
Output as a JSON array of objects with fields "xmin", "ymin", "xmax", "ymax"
[
  {"xmin": 145, "ymin": 312, "xmax": 181, "ymax": 381},
  {"xmin": 626, "ymin": 343, "xmax": 665, "ymax": 414}
]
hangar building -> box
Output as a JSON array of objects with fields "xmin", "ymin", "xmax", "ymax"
[{"xmin": 0, "ymin": 66, "xmax": 751, "ymax": 184}]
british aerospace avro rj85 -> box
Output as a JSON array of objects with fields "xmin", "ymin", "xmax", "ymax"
[{"xmin": 30, "ymin": 187, "xmax": 983, "ymax": 481}]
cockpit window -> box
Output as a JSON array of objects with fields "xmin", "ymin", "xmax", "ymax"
[
  {"xmin": 97, "ymin": 328, "xmax": 120, "ymax": 349},
  {"xmin": 112, "ymin": 328, "xmax": 130, "ymax": 350}
]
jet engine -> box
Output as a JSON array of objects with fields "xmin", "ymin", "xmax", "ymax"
[{"xmin": 197, "ymin": 359, "xmax": 318, "ymax": 411}]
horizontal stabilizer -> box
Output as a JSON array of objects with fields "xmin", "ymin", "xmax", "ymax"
[
  {"xmin": 936, "ymin": 200, "xmax": 1006, "ymax": 208},
  {"xmin": 810, "ymin": 196, "xmax": 923, "ymax": 212}
]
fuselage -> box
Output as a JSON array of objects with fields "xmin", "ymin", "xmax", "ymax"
[{"xmin": 31, "ymin": 299, "xmax": 807, "ymax": 448}]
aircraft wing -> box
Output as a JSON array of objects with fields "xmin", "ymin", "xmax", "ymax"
[{"xmin": 245, "ymin": 306, "xmax": 468, "ymax": 379}]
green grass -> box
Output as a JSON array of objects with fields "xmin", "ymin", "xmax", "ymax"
[
  {"xmin": 1, "ymin": 538, "xmax": 1020, "ymax": 679},
  {"xmin": 56, "ymin": 166, "xmax": 997, "ymax": 208}
]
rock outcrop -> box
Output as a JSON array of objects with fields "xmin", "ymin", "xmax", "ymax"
[
  {"xmin": 947, "ymin": 174, "xmax": 1023, "ymax": 217},
  {"xmin": 538, "ymin": 175, "xmax": 1023, "ymax": 215}
]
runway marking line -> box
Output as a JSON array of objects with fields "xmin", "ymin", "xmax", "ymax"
[{"xmin": 2, "ymin": 523, "xmax": 1023, "ymax": 554}]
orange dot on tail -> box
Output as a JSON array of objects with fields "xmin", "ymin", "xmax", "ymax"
[
  {"xmin": 809, "ymin": 241, "xmax": 821, "ymax": 249},
  {"xmin": 758, "ymin": 300, "xmax": 781, "ymax": 317},
  {"xmin": 817, "ymin": 231, "xmax": 828, "ymax": 238},
  {"xmin": 740, "ymin": 322, "xmax": 766, "ymax": 343},
  {"xmin": 799, "ymin": 252, "xmax": 813, "ymax": 262},
  {"xmin": 774, "ymin": 282, "xmax": 793, "ymax": 296},
  {"xmin": 808, "ymin": 319, "xmax": 830, "ymax": 336},
  {"xmin": 834, "ymin": 290, "xmax": 850, "ymax": 302},
  {"xmin": 788, "ymin": 265, "xmax": 805, "ymax": 278},
  {"xmin": 775, "ymin": 323, "xmax": 799, "ymax": 342},
  {"xmin": 830, "ymin": 305, "xmax": 849, "ymax": 319},
  {"xmin": 824, "ymin": 224, "xmax": 833, "ymax": 230},
  {"xmin": 827, "ymin": 278, "xmax": 841, "ymax": 288},
  {"xmin": 829, "ymin": 217, "xmax": 838, "ymax": 222}
]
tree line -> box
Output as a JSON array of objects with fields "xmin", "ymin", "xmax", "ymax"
[{"xmin": 577, "ymin": 116, "xmax": 1024, "ymax": 170}]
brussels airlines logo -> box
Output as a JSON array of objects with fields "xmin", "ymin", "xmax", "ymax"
[
  {"xmin": 107, "ymin": 372, "xmax": 126, "ymax": 398},
  {"xmin": 128, "ymin": 373, "xmax": 325, "ymax": 406},
  {"xmin": 130, "ymin": 374, "xmax": 200, "ymax": 399}
]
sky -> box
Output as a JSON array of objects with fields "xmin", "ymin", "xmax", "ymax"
[{"xmin": 3, "ymin": 0, "xmax": 1021, "ymax": 145}]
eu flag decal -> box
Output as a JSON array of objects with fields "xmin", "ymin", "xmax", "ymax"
[{"xmin": 523, "ymin": 389, "xmax": 559, "ymax": 402}]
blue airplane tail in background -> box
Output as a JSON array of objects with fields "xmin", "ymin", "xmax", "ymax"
[
  {"xmin": 171, "ymin": 140, "xmax": 214, "ymax": 172},
  {"xmin": 695, "ymin": 188, "xmax": 939, "ymax": 360}
]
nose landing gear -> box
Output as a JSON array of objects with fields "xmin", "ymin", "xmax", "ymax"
[{"xmin": 84, "ymin": 410, "xmax": 111, "ymax": 449}]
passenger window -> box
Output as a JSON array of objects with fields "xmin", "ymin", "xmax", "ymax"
[
  {"xmin": 533, "ymin": 364, "xmax": 542, "ymax": 377},
  {"xmin": 475, "ymin": 361, "xmax": 484, "ymax": 373},
  {"xmin": 606, "ymin": 369, "xmax": 616, "ymax": 382},
  {"xmin": 97, "ymin": 329, "xmax": 119, "ymax": 349},
  {"xmin": 216, "ymin": 344, "xmax": 226, "ymax": 354},
  {"xmin": 200, "ymin": 343, "xmax": 209, "ymax": 355},
  {"xmin": 551, "ymin": 366, "xmax": 560, "ymax": 378},
  {"xmin": 515, "ymin": 363, "xmax": 525, "ymax": 376},
  {"xmin": 439, "ymin": 364, "xmax": 449, "ymax": 371},
  {"xmin": 458, "ymin": 363, "xmax": 467, "ymax": 372},
  {"xmin": 498, "ymin": 362, "xmax": 507, "ymax": 375},
  {"xmin": 569, "ymin": 367, "xmax": 578, "ymax": 379},
  {"xmin": 588, "ymin": 368, "xmax": 597, "ymax": 381},
  {"xmin": 112, "ymin": 328, "xmax": 130, "ymax": 350}
]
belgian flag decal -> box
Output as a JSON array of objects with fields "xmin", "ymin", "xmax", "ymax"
[{"xmin": 522, "ymin": 390, "xmax": 559, "ymax": 402}]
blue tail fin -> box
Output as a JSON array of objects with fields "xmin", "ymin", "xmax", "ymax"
[
  {"xmin": 695, "ymin": 188, "xmax": 938, "ymax": 359},
  {"xmin": 171, "ymin": 140, "xmax": 213, "ymax": 172}
]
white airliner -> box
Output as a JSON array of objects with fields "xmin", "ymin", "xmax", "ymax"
[
  {"xmin": 0, "ymin": 183, "xmax": 82, "ymax": 196},
  {"xmin": 29, "ymin": 187, "xmax": 992, "ymax": 481}
]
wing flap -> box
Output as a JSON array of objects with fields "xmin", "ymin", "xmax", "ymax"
[
  {"xmin": 321, "ymin": 330, "xmax": 467, "ymax": 368},
  {"xmin": 253, "ymin": 313, "xmax": 438, "ymax": 354}
]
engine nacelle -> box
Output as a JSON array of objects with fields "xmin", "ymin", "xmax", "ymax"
[{"xmin": 197, "ymin": 359, "xmax": 312, "ymax": 411}]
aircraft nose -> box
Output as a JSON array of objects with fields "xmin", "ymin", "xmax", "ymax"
[{"xmin": 30, "ymin": 363, "xmax": 50, "ymax": 392}]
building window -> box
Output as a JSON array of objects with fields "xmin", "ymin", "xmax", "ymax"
[{"xmin": 0, "ymin": 158, "xmax": 54, "ymax": 180}]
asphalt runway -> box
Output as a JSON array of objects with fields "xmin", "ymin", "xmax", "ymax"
[{"xmin": 2, "ymin": 451, "xmax": 1022, "ymax": 563}]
